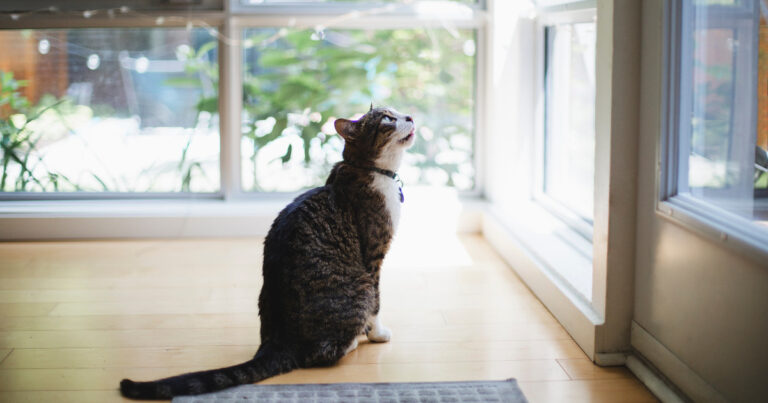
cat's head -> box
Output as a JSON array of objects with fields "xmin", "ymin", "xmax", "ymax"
[{"xmin": 334, "ymin": 106, "xmax": 416, "ymax": 170}]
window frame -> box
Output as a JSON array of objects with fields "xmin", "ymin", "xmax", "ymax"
[
  {"xmin": 658, "ymin": 0, "xmax": 768, "ymax": 258},
  {"xmin": 230, "ymin": 0, "xmax": 486, "ymax": 15},
  {"xmin": 0, "ymin": 0, "xmax": 487, "ymax": 200},
  {"xmin": 534, "ymin": 2, "xmax": 597, "ymax": 242},
  {"xmin": 0, "ymin": 14, "xmax": 228, "ymax": 200}
]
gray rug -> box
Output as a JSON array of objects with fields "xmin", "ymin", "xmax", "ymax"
[{"xmin": 173, "ymin": 379, "xmax": 527, "ymax": 403}]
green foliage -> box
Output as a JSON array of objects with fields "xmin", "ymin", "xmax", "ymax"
[
  {"xmin": 0, "ymin": 71, "xmax": 88, "ymax": 192},
  {"xmin": 175, "ymin": 27, "xmax": 475, "ymax": 192},
  {"xmin": 4, "ymin": 26, "xmax": 475, "ymax": 194},
  {"xmin": 196, "ymin": 97, "xmax": 219, "ymax": 114},
  {"xmin": 756, "ymin": 171, "xmax": 767, "ymax": 189},
  {"xmin": 0, "ymin": 71, "xmax": 30, "ymax": 111},
  {"xmin": 167, "ymin": 39, "xmax": 220, "ymax": 192},
  {"xmin": 239, "ymin": 28, "xmax": 475, "ymax": 191}
]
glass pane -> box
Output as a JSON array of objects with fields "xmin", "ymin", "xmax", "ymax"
[
  {"xmin": 0, "ymin": 28, "xmax": 219, "ymax": 193},
  {"xmin": 688, "ymin": 27, "xmax": 736, "ymax": 190},
  {"xmin": 241, "ymin": 28, "xmax": 475, "ymax": 192},
  {"xmin": 681, "ymin": 1, "xmax": 766, "ymax": 225},
  {"xmin": 758, "ymin": 5, "xmax": 768, "ymax": 215},
  {"xmin": 242, "ymin": 0, "xmax": 476, "ymax": 4},
  {"xmin": 535, "ymin": 0, "xmax": 588, "ymax": 7},
  {"xmin": 543, "ymin": 22, "xmax": 596, "ymax": 222},
  {"xmin": 693, "ymin": 0, "xmax": 741, "ymax": 5}
]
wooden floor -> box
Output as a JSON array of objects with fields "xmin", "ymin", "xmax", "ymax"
[{"xmin": 0, "ymin": 233, "xmax": 657, "ymax": 402}]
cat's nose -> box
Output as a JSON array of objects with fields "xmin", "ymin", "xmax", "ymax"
[{"xmin": 405, "ymin": 116, "xmax": 413, "ymax": 123}]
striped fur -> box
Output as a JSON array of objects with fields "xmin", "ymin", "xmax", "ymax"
[{"xmin": 119, "ymin": 107, "xmax": 415, "ymax": 399}]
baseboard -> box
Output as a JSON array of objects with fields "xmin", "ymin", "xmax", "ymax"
[
  {"xmin": 631, "ymin": 321, "xmax": 728, "ymax": 403},
  {"xmin": 594, "ymin": 352, "xmax": 627, "ymax": 366},
  {"xmin": 626, "ymin": 354, "xmax": 687, "ymax": 403}
]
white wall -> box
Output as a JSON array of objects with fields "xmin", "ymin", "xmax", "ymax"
[{"xmin": 483, "ymin": 0, "xmax": 537, "ymax": 213}]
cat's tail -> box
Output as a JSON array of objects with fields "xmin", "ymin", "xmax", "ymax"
[{"xmin": 119, "ymin": 345, "xmax": 295, "ymax": 400}]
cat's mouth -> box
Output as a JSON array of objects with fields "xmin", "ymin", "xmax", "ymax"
[{"xmin": 398, "ymin": 129, "xmax": 415, "ymax": 144}]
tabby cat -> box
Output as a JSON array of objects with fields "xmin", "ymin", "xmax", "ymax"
[{"xmin": 120, "ymin": 106, "xmax": 416, "ymax": 399}]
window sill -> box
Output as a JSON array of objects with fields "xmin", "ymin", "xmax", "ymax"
[
  {"xmin": 0, "ymin": 198, "xmax": 287, "ymax": 218},
  {"xmin": 481, "ymin": 200, "xmax": 601, "ymax": 360},
  {"xmin": 657, "ymin": 194, "xmax": 768, "ymax": 265},
  {"xmin": 0, "ymin": 187, "xmax": 484, "ymax": 240},
  {"xmin": 485, "ymin": 201, "xmax": 593, "ymax": 301},
  {"xmin": 0, "ymin": 199, "xmax": 287, "ymax": 240}
]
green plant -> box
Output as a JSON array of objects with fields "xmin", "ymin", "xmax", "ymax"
[
  {"xmin": 239, "ymin": 28, "xmax": 475, "ymax": 191},
  {"xmin": 171, "ymin": 27, "xmax": 476, "ymax": 192},
  {"xmin": 0, "ymin": 71, "xmax": 82, "ymax": 192},
  {"xmin": 170, "ymin": 40, "xmax": 219, "ymax": 192}
]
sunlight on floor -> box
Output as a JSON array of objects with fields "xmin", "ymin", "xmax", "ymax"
[
  {"xmin": 386, "ymin": 186, "xmax": 475, "ymax": 269},
  {"xmin": 0, "ymin": 228, "xmax": 657, "ymax": 402}
]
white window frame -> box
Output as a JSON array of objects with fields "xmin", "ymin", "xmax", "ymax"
[
  {"xmin": 0, "ymin": 0, "xmax": 487, "ymax": 201},
  {"xmin": 658, "ymin": 0, "xmax": 768, "ymax": 259},
  {"xmin": 534, "ymin": 3, "xmax": 597, "ymax": 241}
]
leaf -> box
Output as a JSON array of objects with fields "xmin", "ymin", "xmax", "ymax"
[
  {"xmin": 259, "ymin": 51, "xmax": 301, "ymax": 67},
  {"xmin": 195, "ymin": 96, "xmax": 219, "ymax": 114},
  {"xmin": 196, "ymin": 41, "xmax": 217, "ymax": 59},
  {"xmin": 280, "ymin": 144, "xmax": 292, "ymax": 164},
  {"xmin": 55, "ymin": 172, "xmax": 82, "ymax": 191},
  {"xmin": 49, "ymin": 173, "xmax": 59, "ymax": 191},
  {"xmin": 255, "ymin": 118, "xmax": 287, "ymax": 147},
  {"xmin": 91, "ymin": 173, "xmax": 110, "ymax": 191},
  {"xmin": 164, "ymin": 77, "xmax": 203, "ymax": 88},
  {"xmin": 8, "ymin": 149, "xmax": 27, "ymax": 169},
  {"xmin": 181, "ymin": 162, "xmax": 203, "ymax": 192}
]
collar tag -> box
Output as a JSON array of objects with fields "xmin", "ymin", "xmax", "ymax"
[
  {"xmin": 343, "ymin": 162, "xmax": 405, "ymax": 203},
  {"xmin": 394, "ymin": 173, "xmax": 404, "ymax": 203}
]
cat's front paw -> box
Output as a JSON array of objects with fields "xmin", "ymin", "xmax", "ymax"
[{"xmin": 367, "ymin": 326, "xmax": 392, "ymax": 343}]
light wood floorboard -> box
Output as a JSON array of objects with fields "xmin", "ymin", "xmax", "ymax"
[{"xmin": 0, "ymin": 234, "xmax": 657, "ymax": 402}]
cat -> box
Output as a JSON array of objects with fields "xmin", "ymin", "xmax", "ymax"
[{"xmin": 119, "ymin": 106, "xmax": 416, "ymax": 400}]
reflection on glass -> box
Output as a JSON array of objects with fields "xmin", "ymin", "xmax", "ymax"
[
  {"xmin": 682, "ymin": 0, "xmax": 766, "ymax": 225},
  {"xmin": 688, "ymin": 28, "xmax": 736, "ymax": 190},
  {"xmin": 241, "ymin": 28, "xmax": 475, "ymax": 192},
  {"xmin": 0, "ymin": 28, "xmax": 219, "ymax": 193},
  {"xmin": 543, "ymin": 22, "xmax": 596, "ymax": 222}
]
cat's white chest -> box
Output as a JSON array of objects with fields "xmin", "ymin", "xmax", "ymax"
[{"xmin": 370, "ymin": 174, "xmax": 402, "ymax": 233}]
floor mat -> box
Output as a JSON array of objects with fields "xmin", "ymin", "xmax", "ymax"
[{"xmin": 172, "ymin": 379, "xmax": 528, "ymax": 402}]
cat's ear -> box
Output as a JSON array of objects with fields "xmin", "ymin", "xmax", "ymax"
[
  {"xmin": 369, "ymin": 102, "xmax": 373, "ymax": 112},
  {"xmin": 334, "ymin": 118, "xmax": 357, "ymax": 141}
]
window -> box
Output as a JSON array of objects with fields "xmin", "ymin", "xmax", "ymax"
[
  {"xmin": 241, "ymin": 0, "xmax": 476, "ymax": 3},
  {"xmin": 536, "ymin": 5, "xmax": 597, "ymax": 238},
  {"xmin": 543, "ymin": 20, "xmax": 596, "ymax": 222},
  {"xmin": 0, "ymin": 0, "xmax": 481, "ymax": 198},
  {"xmin": 241, "ymin": 28, "xmax": 475, "ymax": 192},
  {"xmin": 0, "ymin": 28, "xmax": 219, "ymax": 193},
  {"xmin": 676, "ymin": 1, "xmax": 766, "ymax": 222},
  {"xmin": 664, "ymin": 0, "xmax": 768, "ymax": 247}
]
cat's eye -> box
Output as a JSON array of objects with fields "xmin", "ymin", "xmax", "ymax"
[{"xmin": 381, "ymin": 115, "xmax": 396, "ymax": 123}]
